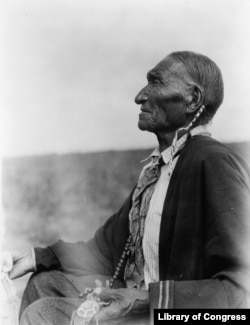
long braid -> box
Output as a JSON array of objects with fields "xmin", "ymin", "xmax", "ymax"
[
  {"xmin": 181, "ymin": 105, "xmax": 206, "ymax": 134},
  {"xmin": 168, "ymin": 105, "xmax": 205, "ymax": 177}
]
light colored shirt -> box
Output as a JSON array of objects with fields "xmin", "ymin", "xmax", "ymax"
[{"xmin": 142, "ymin": 125, "xmax": 211, "ymax": 288}]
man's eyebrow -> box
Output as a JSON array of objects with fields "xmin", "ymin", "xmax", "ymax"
[{"xmin": 146, "ymin": 70, "xmax": 163, "ymax": 80}]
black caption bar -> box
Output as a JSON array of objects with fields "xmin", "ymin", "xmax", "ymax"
[{"xmin": 154, "ymin": 309, "xmax": 250, "ymax": 324}]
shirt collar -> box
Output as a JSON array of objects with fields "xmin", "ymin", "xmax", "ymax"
[{"xmin": 148, "ymin": 123, "xmax": 211, "ymax": 165}]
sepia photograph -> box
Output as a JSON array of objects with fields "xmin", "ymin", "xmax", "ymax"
[{"xmin": 1, "ymin": 0, "xmax": 250, "ymax": 324}]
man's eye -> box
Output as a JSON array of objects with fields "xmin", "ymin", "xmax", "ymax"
[{"xmin": 149, "ymin": 78, "xmax": 161, "ymax": 85}]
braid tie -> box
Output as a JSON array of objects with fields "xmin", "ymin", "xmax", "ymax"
[
  {"xmin": 168, "ymin": 105, "xmax": 205, "ymax": 177},
  {"xmin": 182, "ymin": 105, "xmax": 205, "ymax": 133}
]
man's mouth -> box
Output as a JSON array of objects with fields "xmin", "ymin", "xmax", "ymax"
[{"xmin": 140, "ymin": 107, "xmax": 151, "ymax": 113}]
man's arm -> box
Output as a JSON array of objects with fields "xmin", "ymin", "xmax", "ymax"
[
  {"xmin": 5, "ymin": 187, "xmax": 133, "ymax": 283},
  {"xmin": 34, "ymin": 246, "xmax": 60, "ymax": 271},
  {"xmin": 6, "ymin": 214, "xmax": 117, "ymax": 279}
]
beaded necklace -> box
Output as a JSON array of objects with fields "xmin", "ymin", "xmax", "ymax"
[{"xmin": 108, "ymin": 234, "xmax": 132, "ymax": 288}]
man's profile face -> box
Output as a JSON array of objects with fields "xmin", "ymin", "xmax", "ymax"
[{"xmin": 135, "ymin": 56, "xmax": 192, "ymax": 135}]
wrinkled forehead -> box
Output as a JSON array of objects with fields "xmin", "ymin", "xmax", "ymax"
[{"xmin": 149, "ymin": 56, "xmax": 192, "ymax": 83}]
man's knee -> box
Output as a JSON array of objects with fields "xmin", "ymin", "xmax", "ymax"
[
  {"xmin": 20, "ymin": 298, "xmax": 51, "ymax": 325},
  {"xmin": 20, "ymin": 298, "xmax": 57, "ymax": 325},
  {"xmin": 26, "ymin": 271, "xmax": 48, "ymax": 292},
  {"xmin": 24, "ymin": 270, "xmax": 73, "ymax": 297},
  {"xmin": 20, "ymin": 270, "xmax": 68, "ymax": 318},
  {"xmin": 20, "ymin": 297, "xmax": 81, "ymax": 325},
  {"xmin": 22, "ymin": 271, "xmax": 54, "ymax": 304}
]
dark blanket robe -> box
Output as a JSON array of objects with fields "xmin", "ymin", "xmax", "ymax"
[{"xmin": 35, "ymin": 136, "xmax": 250, "ymax": 314}]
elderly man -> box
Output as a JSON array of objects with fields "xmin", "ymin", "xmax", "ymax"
[{"xmin": 6, "ymin": 51, "xmax": 250, "ymax": 324}]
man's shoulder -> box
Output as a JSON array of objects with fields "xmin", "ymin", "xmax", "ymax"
[
  {"xmin": 187, "ymin": 135, "xmax": 236, "ymax": 155},
  {"xmin": 186, "ymin": 135, "xmax": 236, "ymax": 157},
  {"xmin": 183, "ymin": 135, "xmax": 250, "ymax": 173},
  {"xmin": 180, "ymin": 135, "xmax": 248, "ymax": 167}
]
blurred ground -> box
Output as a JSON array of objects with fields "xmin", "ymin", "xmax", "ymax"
[{"xmin": 2, "ymin": 143, "xmax": 250, "ymax": 297}]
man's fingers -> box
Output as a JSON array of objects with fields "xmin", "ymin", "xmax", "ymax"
[
  {"xmin": 9, "ymin": 268, "xmax": 21, "ymax": 280},
  {"xmin": 84, "ymin": 287, "xmax": 93, "ymax": 294},
  {"xmin": 96, "ymin": 306, "xmax": 110, "ymax": 321},
  {"xmin": 94, "ymin": 287, "xmax": 103, "ymax": 295},
  {"xmin": 94, "ymin": 287, "xmax": 114, "ymax": 301},
  {"xmin": 99, "ymin": 300, "xmax": 111, "ymax": 307},
  {"xmin": 9, "ymin": 261, "xmax": 28, "ymax": 279},
  {"xmin": 1, "ymin": 255, "xmax": 13, "ymax": 273},
  {"xmin": 95, "ymin": 279, "xmax": 103, "ymax": 288},
  {"xmin": 10, "ymin": 250, "xmax": 24, "ymax": 262}
]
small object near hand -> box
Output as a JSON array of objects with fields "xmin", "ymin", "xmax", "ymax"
[
  {"xmin": 77, "ymin": 293, "xmax": 100, "ymax": 322},
  {"xmin": 70, "ymin": 292, "xmax": 110, "ymax": 325}
]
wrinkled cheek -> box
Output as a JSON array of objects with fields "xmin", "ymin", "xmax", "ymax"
[
  {"xmin": 142, "ymin": 104, "xmax": 159, "ymax": 128},
  {"xmin": 150, "ymin": 109, "xmax": 159, "ymax": 127},
  {"xmin": 138, "ymin": 110, "xmax": 159, "ymax": 132}
]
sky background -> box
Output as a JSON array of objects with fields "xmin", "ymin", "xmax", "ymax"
[{"xmin": 1, "ymin": 0, "xmax": 250, "ymax": 157}]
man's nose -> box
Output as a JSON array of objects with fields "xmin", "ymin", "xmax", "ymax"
[{"xmin": 134, "ymin": 87, "xmax": 148, "ymax": 105}]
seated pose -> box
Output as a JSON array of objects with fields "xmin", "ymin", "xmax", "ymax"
[{"xmin": 6, "ymin": 51, "xmax": 250, "ymax": 325}]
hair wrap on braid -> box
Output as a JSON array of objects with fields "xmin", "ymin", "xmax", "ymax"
[
  {"xmin": 168, "ymin": 105, "xmax": 205, "ymax": 177},
  {"xmin": 181, "ymin": 105, "xmax": 205, "ymax": 134}
]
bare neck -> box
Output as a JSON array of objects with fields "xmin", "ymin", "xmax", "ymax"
[
  {"xmin": 156, "ymin": 128, "xmax": 188, "ymax": 152},
  {"xmin": 156, "ymin": 132, "xmax": 175, "ymax": 152}
]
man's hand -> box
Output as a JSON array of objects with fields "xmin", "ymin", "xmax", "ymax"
[
  {"xmin": 1, "ymin": 248, "xmax": 36, "ymax": 279},
  {"xmin": 93, "ymin": 287, "xmax": 149, "ymax": 323}
]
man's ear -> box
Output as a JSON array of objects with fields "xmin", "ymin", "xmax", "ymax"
[{"xmin": 186, "ymin": 85, "xmax": 204, "ymax": 114}]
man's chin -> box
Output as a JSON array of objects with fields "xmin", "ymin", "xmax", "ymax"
[{"xmin": 138, "ymin": 121, "xmax": 154, "ymax": 133}]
